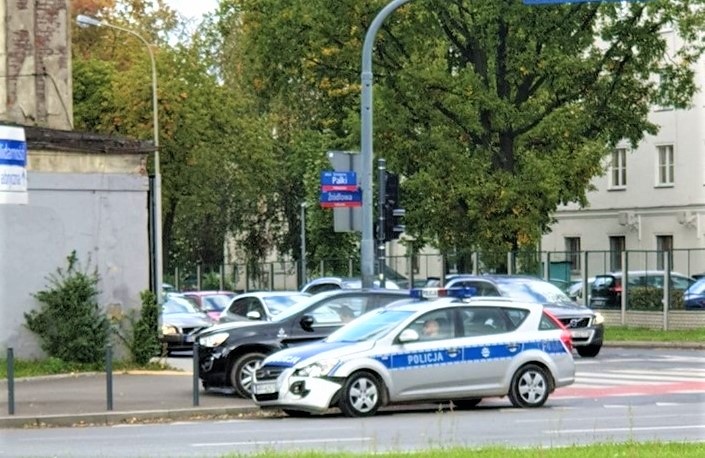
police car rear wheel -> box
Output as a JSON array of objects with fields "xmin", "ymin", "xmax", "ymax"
[
  {"xmin": 453, "ymin": 398, "xmax": 482, "ymax": 409},
  {"xmin": 230, "ymin": 352, "xmax": 266, "ymax": 398},
  {"xmin": 508, "ymin": 364, "xmax": 550, "ymax": 408},
  {"xmin": 339, "ymin": 371, "xmax": 382, "ymax": 417}
]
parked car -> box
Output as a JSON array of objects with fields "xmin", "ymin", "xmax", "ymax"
[
  {"xmin": 683, "ymin": 277, "xmax": 705, "ymax": 310},
  {"xmin": 252, "ymin": 289, "xmax": 575, "ymax": 417},
  {"xmin": 196, "ymin": 289, "xmax": 409, "ymax": 397},
  {"xmin": 565, "ymin": 277, "xmax": 596, "ymax": 303},
  {"xmin": 160, "ymin": 296, "xmax": 214, "ymax": 354},
  {"xmin": 218, "ymin": 291, "xmax": 311, "ymax": 323},
  {"xmin": 589, "ymin": 271, "xmax": 696, "ymax": 309},
  {"xmin": 437, "ymin": 274, "xmax": 604, "ymax": 357},
  {"xmin": 300, "ymin": 277, "xmax": 400, "ymax": 295},
  {"xmin": 182, "ymin": 291, "xmax": 236, "ymax": 321}
]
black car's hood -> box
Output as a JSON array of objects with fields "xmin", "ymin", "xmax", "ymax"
[
  {"xmin": 199, "ymin": 319, "xmax": 270, "ymax": 336},
  {"xmin": 543, "ymin": 302, "xmax": 595, "ymax": 317}
]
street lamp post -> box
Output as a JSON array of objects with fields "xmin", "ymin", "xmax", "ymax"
[
  {"xmin": 360, "ymin": 0, "xmax": 412, "ymax": 288},
  {"xmin": 76, "ymin": 15, "xmax": 163, "ymax": 303},
  {"xmin": 300, "ymin": 202, "xmax": 308, "ymax": 284}
]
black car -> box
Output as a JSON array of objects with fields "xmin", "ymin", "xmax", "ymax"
[
  {"xmin": 589, "ymin": 271, "xmax": 696, "ymax": 309},
  {"xmin": 160, "ymin": 296, "xmax": 214, "ymax": 354},
  {"xmin": 196, "ymin": 289, "xmax": 409, "ymax": 397},
  {"xmin": 442, "ymin": 274, "xmax": 605, "ymax": 357}
]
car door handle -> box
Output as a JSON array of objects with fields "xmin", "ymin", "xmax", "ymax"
[
  {"xmin": 447, "ymin": 348, "xmax": 459, "ymax": 357},
  {"xmin": 506, "ymin": 343, "xmax": 520, "ymax": 353}
]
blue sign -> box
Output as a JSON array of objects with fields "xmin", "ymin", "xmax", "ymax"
[
  {"xmin": 320, "ymin": 190, "xmax": 362, "ymax": 208},
  {"xmin": 320, "ymin": 171, "xmax": 358, "ymax": 192},
  {"xmin": 0, "ymin": 125, "xmax": 28, "ymax": 205}
]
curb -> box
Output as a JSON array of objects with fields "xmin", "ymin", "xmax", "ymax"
[
  {"xmin": 0, "ymin": 406, "xmax": 262, "ymax": 429},
  {"xmin": 603, "ymin": 341, "xmax": 705, "ymax": 350}
]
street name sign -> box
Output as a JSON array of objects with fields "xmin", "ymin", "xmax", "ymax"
[
  {"xmin": 320, "ymin": 171, "xmax": 358, "ymax": 192},
  {"xmin": 320, "ymin": 190, "xmax": 363, "ymax": 208}
]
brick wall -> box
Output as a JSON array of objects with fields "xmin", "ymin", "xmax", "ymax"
[{"xmin": 2, "ymin": 0, "xmax": 72, "ymax": 129}]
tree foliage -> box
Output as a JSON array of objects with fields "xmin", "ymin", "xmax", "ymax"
[
  {"xmin": 71, "ymin": 0, "xmax": 705, "ymax": 275},
  {"xmin": 25, "ymin": 251, "xmax": 110, "ymax": 365},
  {"xmin": 212, "ymin": 0, "xmax": 705, "ymax": 261}
]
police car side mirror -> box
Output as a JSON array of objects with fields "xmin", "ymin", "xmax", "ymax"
[
  {"xmin": 398, "ymin": 329, "xmax": 420, "ymax": 343},
  {"xmin": 246, "ymin": 310, "xmax": 262, "ymax": 321},
  {"xmin": 300, "ymin": 315, "xmax": 315, "ymax": 331}
]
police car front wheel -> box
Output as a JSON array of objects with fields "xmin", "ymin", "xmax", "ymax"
[
  {"xmin": 339, "ymin": 371, "xmax": 383, "ymax": 417},
  {"xmin": 508, "ymin": 364, "xmax": 551, "ymax": 408}
]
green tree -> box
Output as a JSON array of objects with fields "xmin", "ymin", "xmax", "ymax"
[
  {"xmin": 25, "ymin": 251, "xmax": 110, "ymax": 365},
  {"xmin": 212, "ymin": 0, "xmax": 705, "ymax": 262}
]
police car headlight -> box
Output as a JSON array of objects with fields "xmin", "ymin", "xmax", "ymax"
[
  {"xmin": 593, "ymin": 312, "xmax": 605, "ymax": 326},
  {"xmin": 198, "ymin": 332, "xmax": 229, "ymax": 348},
  {"xmin": 294, "ymin": 359, "xmax": 338, "ymax": 378}
]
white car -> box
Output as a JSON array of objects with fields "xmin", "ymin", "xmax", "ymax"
[{"xmin": 252, "ymin": 289, "xmax": 576, "ymax": 417}]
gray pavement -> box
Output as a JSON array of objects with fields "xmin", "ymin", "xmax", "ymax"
[
  {"xmin": 0, "ymin": 369, "xmax": 259, "ymax": 429},
  {"xmin": 1, "ymin": 341, "xmax": 703, "ymax": 429}
]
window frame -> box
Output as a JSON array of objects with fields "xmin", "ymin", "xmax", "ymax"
[{"xmin": 656, "ymin": 144, "xmax": 674, "ymax": 187}]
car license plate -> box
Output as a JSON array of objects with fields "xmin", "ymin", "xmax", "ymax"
[
  {"xmin": 571, "ymin": 329, "xmax": 591, "ymax": 339},
  {"xmin": 254, "ymin": 382, "xmax": 276, "ymax": 395}
]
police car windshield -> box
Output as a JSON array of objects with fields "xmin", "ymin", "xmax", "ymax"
[{"xmin": 326, "ymin": 309, "xmax": 414, "ymax": 343}]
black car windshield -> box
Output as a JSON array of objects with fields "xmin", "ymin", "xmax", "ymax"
[
  {"xmin": 496, "ymin": 279, "xmax": 577, "ymax": 306},
  {"xmin": 326, "ymin": 309, "xmax": 414, "ymax": 343},
  {"xmin": 162, "ymin": 297, "xmax": 200, "ymax": 314},
  {"xmin": 269, "ymin": 290, "xmax": 342, "ymax": 322},
  {"xmin": 264, "ymin": 294, "xmax": 310, "ymax": 315}
]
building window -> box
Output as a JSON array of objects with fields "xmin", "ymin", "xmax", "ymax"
[
  {"xmin": 656, "ymin": 235, "xmax": 673, "ymax": 270},
  {"xmin": 565, "ymin": 237, "xmax": 581, "ymax": 271},
  {"xmin": 610, "ymin": 148, "xmax": 627, "ymax": 188},
  {"xmin": 657, "ymin": 145, "xmax": 674, "ymax": 186},
  {"xmin": 609, "ymin": 236, "xmax": 625, "ymax": 271}
]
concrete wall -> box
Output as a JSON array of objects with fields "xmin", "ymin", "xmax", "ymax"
[
  {"xmin": 601, "ymin": 310, "xmax": 705, "ymax": 331},
  {"xmin": 0, "ymin": 168, "xmax": 150, "ymax": 359}
]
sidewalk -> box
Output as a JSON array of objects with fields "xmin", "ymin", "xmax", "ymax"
[
  {"xmin": 2, "ymin": 341, "xmax": 703, "ymax": 429},
  {"xmin": 0, "ymin": 370, "xmax": 259, "ymax": 428}
]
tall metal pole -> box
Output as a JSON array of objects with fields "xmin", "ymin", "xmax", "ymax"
[
  {"xmin": 300, "ymin": 202, "xmax": 308, "ymax": 284},
  {"xmin": 360, "ymin": 0, "xmax": 413, "ymax": 287},
  {"xmin": 76, "ymin": 15, "xmax": 163, "ymax": 304},
  {"xmin": 377, "ymin": 159, "xmax": 387, "ymax": 288}
]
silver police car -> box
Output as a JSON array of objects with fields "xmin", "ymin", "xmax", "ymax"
[{"xmin": 252, "ymin": 289, "xmax": 575, "ymax": 417}]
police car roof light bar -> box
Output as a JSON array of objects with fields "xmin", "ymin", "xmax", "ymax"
[{"xmin": 409, "ymin": 287, "xmax": 477, "ymax": 300}]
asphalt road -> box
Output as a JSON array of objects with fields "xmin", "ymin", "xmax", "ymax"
[{"xmin": 2, "ymin": 347, "xmax": 703, "ymax": 457}]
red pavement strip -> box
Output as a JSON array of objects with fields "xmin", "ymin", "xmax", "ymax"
[{"xmin": 553, "ymin": 380, "xmax": 705, "ymax": 399}]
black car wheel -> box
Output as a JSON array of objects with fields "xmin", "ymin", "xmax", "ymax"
[
  {"xmin": 229, "ymin": 352, "xmax": 266, "ymax": 398},
  {"xmin": 338, "ymin": 371, "xmax": 383, "ymax": 418},
  {"xmin": 576, "ymin": 344, "xmax": 601, "ymax": 358},
  {"xmin": 452, "ymin": 398, "xmax": 482, "ymax": 409},
  {"xmin": 508, "ymin": 364, "xmax": 551, "ymax": 408}
]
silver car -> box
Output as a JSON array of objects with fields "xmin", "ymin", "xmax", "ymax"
[{"xmin": 252, "ymin": 291, "xmax": 576, "ymax": 417}]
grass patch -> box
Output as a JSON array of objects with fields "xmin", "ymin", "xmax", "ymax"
[
  {"xmin": 221, "ymin": 442, "xmax": 705, "ymax": 457},
  {"xmin": 606, "ymin": 326, "xmax": 705, "ymax": 342},
  {"xmin": 0, "ymin": 356, "xmax": 173, "ymax": 379}
]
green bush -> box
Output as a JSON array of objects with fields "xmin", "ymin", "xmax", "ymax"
[
  {"xmin": 113, "ymin": 290, "xmax": 161, "ymax": 365},
  {"xmin": 24, "ymin": 251, "xmax": 110, "ymax": 365},
  {"xmin": 628, "ymin": 286, "xmax": 685, "ymax": 310}
]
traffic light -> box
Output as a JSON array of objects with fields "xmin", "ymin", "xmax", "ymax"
[
  {"xmin": 383, "ymin": 204, "xmax": 405, "ymax": 242},
  {"xmin": 382, "ymin": 172, "xmax": 405, "ymax": 241}
]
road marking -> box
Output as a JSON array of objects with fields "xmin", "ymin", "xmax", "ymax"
[
  {"xmin": 191, "ymin": 437, "xmax": 373, "ymax": 447},
  {"xmin": 546, "ymin": 424, "xmax": 705, "ymax": 434}
]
